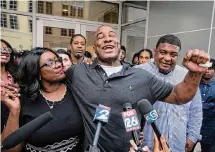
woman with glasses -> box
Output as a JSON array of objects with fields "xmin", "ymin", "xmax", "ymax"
[
  {"xmin": 1, "ymin": 39, "xmax": 21, "ymax": 152},
  {"xmin": 3, "ymin": 47, "xmax": 84, "ymax": 151}
]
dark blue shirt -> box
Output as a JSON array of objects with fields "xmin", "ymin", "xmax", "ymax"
[{"xmin": 199, "ymin": 80, "xmax": 215, "ymax": 144}]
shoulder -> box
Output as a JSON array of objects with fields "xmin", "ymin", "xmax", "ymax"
[
  {"xmin": 129, "ymin": 65, "xmax": 156, "ymax": 80},
  {"xmin": 134, "ymin": 62, "xmax": 153, "ymax": 70}
]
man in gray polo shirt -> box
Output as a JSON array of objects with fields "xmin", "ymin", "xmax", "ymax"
[{"xmin": 65, "ymin": 25, "xmax": 209, "ymax": 152}]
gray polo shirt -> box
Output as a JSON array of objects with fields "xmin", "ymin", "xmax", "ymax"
[{"xmin": 65, "ymin": 61, "xmax": 173, "ymax": 152}]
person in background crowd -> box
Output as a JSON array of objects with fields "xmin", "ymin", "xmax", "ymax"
[
  {"xmin": 1, "ymin": 39, "xmax": 20, "ymax": 152},
  {"xmin": 136, "ymin": 34, "xmax": 202, "ymax": 152},
  {"xmin": 14, "ymin": 50, "xmax": 30, "ymax": 65},
  {"xmin": 70, "ymin": 34, "xmax": 91, "ymax": 64},
  {"xmin": 198, "ymin": 58, "xmax": 215, "ymax": 152},
  {"xmin": 119, "ymin": 45, "xmax": 126, "ymax": 62},
  {"xmin": 56, "ymin": 49, "xmax": 72, "ymax": 71},
  {"xmin": 131, "ymin": 52, "xmax": 139, "ymax": 66},
  {"xmin": 138, "ymin": 49, "xmax": 153, "ymax": 64},
  {"xmin": 65, "ymin": 25, "xmax": 209, "ymax": 152},
  {"xmin": 2, "ymin": 47, "xmax": 84, "ymax": 151}
]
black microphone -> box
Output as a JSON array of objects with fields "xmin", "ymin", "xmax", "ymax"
[
  {"xmin": 137, "ymin": 99, "xmax": 163, "ymax": 148},
  {"xmin": 1, "ymin": 111, "xmax": 53, "ymax": 150},
  {"xmin": 123, "ymin": 103, "xmax": 141, "ymax": 147},
  {"xmin": 85, "ymin": 104, "xmax": 111, "ymax": 152}
]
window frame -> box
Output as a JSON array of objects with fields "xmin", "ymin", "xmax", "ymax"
[
  {"xmin": 9, "ymin": 14, "xmax": 18, "ymax": 30},
  {"xmin": 1, "ymin": 0, "xmax": 7, "ymax": 9},
  {"xmin": 45, "ymin": 26, "xmax": 52, "ymax": 35},
  {"xmin": 1, "ymin": 13, "xmax": 7, "ymax": 28},
  {"xmin": 46, "ymin": 1, "xmax": 52, "ymax": 15},
  {"xmin": 9, "ymin": 0, "xmax": 17, "ymax": 11},
  {"xmin": 62, "ymin": 4, "xmax": 69, "ymax": 16},
  {"xmin": 29, "ymin": 0, "xmax": 32, "ymax": 13},
  {"xmin": 61, "ymin": 28, "xmax": 67, "ymax": 36},
  {"xmin": 38, "ymin": 1, "xmax": 44, "ymax": 14},
  {"xmin": 29, "ymin": 19, "xmax": 32, "ymax": 33}
]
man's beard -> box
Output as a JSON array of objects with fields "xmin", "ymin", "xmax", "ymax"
[{"xmin": 74, "ymin": 53, "xmax": 84, "ymax": 59}]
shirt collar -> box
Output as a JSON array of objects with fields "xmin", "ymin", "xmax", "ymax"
[
  {"xmin": 200, "ymin": 79, "xmax": 215, "ymax": 87},
  {"xmin": 90, "ymin": 60, "xmax": 133, "ymax": 76}
]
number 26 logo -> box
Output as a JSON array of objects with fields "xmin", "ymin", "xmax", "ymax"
[{"xmin": 124, "ymin": 116, "xmax": 138, "ymax": 128}]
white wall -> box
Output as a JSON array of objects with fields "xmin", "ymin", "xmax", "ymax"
[{"xmin": 147, "ymin": 1, "xmax": 214, "ymax": 65}]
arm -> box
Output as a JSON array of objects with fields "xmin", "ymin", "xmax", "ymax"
[
  {"xmin": 64, "ymin": 64, "xmax": 77, "ymax": 86},
  {"xmin": 164, "ymin": 49, "xmax": 209, "ymax": 104},
  {"xmin": 186, "ymin": 89, "xmax": 202, "ymax": 151},
  {"xmin": 1, "ymin": 85, "xmax": 23, "ymax": 152},
  {"xmin": 164, "ymin": 72, "xmax": 202, "ymax": 104}
]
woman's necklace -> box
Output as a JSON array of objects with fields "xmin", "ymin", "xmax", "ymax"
[{"xmin": 39, "ymin": 86, "xmax": 67, "ymax": 109}]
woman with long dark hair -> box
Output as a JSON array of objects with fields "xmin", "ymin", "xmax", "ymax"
[
  {"xmin": 1, "ymin": 39, "xmax": 21, "ymax": 152},
  {"xmin": 3, "ymin": 47, "xmax": 84, "ymax": 151}
]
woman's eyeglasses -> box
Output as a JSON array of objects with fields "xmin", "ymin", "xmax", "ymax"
[
  {"xmin": 1, "ymin": 46, "xmax": 12, "ymax": 53},
  {"xmin": 40, "ymin": 57, "xmax": 63, "ymax": 69}
]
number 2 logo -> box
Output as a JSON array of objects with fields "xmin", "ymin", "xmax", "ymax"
[{"xmin": 97, "ymin": 109, "xmax": 110, "ymax": 120}]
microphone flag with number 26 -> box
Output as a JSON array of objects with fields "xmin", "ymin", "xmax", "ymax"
[{"xmin": 122, "ymin": 109, "xmax": 140, "ymax": 132}]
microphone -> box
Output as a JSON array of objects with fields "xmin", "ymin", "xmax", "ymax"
[
  {"xmin": 85, "ymin": 104, "xmax": 111, "ymax": 152},
  {"xmin": 1, "ymin": 111, "xmax": 53, "ymax": 150},
  {"xmin": 137, "ymin": 99, "xmax": 163, "ymax": 148},
  {"xmin": 122, "ymin": 103, "xmax": 141, "ymax": 148}
]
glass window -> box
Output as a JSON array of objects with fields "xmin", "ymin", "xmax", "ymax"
[
  {"xmin": 29, "ymin": 0, "xmax": 32, "ymax": 12},
  {"xmin": 77, "ymin": 1, "xmax": 84, "ymax": 18},
  {"xmin": 62, "ymin": 4, "xmax": 69, "ymax": 16},
  {"xmin": 61, "ymin": 29, "xmax": 67, "ymax": 36},
  {"xmin": 1, "ymin": 13, "xmax": 33, "ymax": 51},
  {"xmin": 1, "ymin": 0, "xmax": 7, "ymax": 9},
  {"xmin": 104, "ymin": 11, "xmax": 117, "ymax": 24},
  {"xmin": 46, "ymin": 2, "xmax": 52, "ymax": 15},
  {"xmin": 29, "ymin": 19, "xmax": 32, "ymax": 33},
  {"xmin": 36, "ymin": 1, "xmax": 118, "ymax": 24},
  {"xmin": 122, "ymin": 5, "xmax": 147, "ymax": 23},
  {"xmin": 9, "ymin": 0, "xmax": 17, "ymax": 11},
  {"xmin": 68, "ymin": 29, "xmax": 74, "ymax": 37},
  {"xmin": 38, "ymin": 1, "xmax": 44, "ymax": 13},
  {"xmin": 43, "ymin": 27, "xmax": 72, "ymax": 51},
  {"xmin": 1, "ymin": 13, "xmax": 7, "ymax": 28},
  {"xmin": 45, "ymin": 26, "xmax": 52, "ymax": 35},
  {"xmin": 10, "ymin": 15, "xmax": 18, "ymax": 29},
  {"xmin": 70, "ymin": 6, "xmax": 76, "ymax": 17}
]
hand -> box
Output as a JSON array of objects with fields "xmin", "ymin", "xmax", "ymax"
[
  {"xmin": 1, "ymin": 83, "xmax": 21, "ymax": 114},
  {"xmin": 153, "ymin": 134, "xmax": 170, "ymax": 152},
  {"xmin": 185, "ymin": 138, "xmax": 195, "ymax": 152},
  {"xmin": 183, "ymin": 49, "xmax": 210, "ymax": 73},
  {"xmin": 129, "ymin": 140, "xmax": 150, "ymax": 152}
]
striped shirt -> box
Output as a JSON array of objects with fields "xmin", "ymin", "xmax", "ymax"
[{"xmin": 135, "ymin": 62, "xmax": 202, "ymax": 152}]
